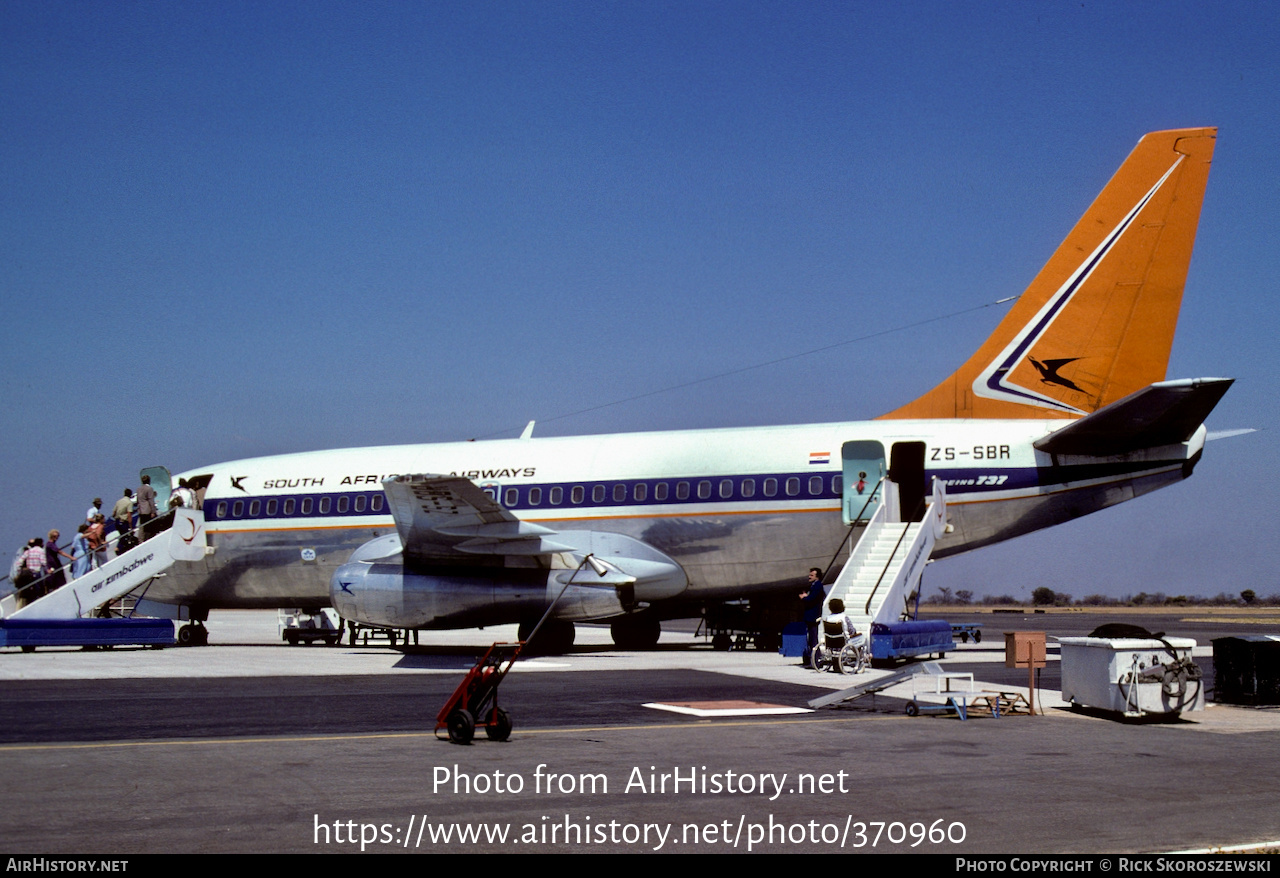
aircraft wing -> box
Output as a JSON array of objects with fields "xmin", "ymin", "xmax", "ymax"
[
  {"xmin": 382, "ymin": 474, "xmax": 574, "ymax": 561},
  {"xmin": 1033, "ymin": 378, "xmax": 1233, "ymax": 457}
]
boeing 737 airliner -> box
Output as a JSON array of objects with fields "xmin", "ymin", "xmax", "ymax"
[{"xmin": 136, "ymin": 128, "xmax": 1225, "ymax": 649}]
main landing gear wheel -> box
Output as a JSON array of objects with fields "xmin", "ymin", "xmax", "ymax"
[
  {"xmin": 177, "ymin": 624, "xmax": 208, "ymax": 646},
  {"xmin": 610, "ymin": 616, "xmax": 661, "ymax": 650},
  {"xmin": 518, "ymin": 619, "xmax": 575, "ymax": 655},
  {"xmin": 484, "ymin": 708, "xmax": 513, "ymax": 742},
  {"xmin": 447, "ymin": 709, "xmax": 476, "ymax": 745},
  {"xmin": 712, "ymin": 632, "xmax": 733, "ymax": 651}
]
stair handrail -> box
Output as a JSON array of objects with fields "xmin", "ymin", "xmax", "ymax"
[
  {"xmin": 862, "ymin": 478, "xmax": 948, "ymax": 617},
  {"xmin": 820, "ymin": 477, "xmax": 885, "ymax": 584},
  {"xmin": 863, "ymin": 518, "xmax": 916, "ymax": 617},
  {"xmin": 4, "ymin": 509, "xmax": 184, "ymax": 617}
]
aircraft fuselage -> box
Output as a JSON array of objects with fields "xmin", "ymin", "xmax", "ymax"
[{"xmin": 160, "ymin": 416, "xmax": 1203, "ymax": 619}]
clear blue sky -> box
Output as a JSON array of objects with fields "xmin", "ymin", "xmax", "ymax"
[{"xmin": 3, "ymin": 1, "xmax": 1276, "ymax": 601}]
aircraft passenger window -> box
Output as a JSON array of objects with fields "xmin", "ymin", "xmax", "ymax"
[
  {"xmin": 550, "ymin": 486, "xmax": 563, "ymax": 505},
  {"xmin": 676, "ymin": 482, "xmax": 689, "ymax": 500},
  {"xmin": 592, "ymin": 485, "xmax": 605, "ymax": 503},
  {"xmin": 763, "ymin": 478, "xmax": 777, "ymax": 497},
  {"xmin": 529, "ymin": 487, "xmax": 542, "ymax": 506},
  {"xmin": 232, "ymin": 501, "xmax": 244, "ymax": 517},
  {"xmin": 337, "ymin": 496, "xmax": 349, "ymax": 513},
  {"xmin": 354, "ymin": 495, "xmax": 366, "ymax": 512},
  {"xmin": 832, "ymin": 475, "xmax": 842, "ymax": 495},
  {"xmin": 719, "ymin": 479, "xmax": 733, "ymax": 499},
  {"xmin": 696, "ymin": 480, "xmax": 711, "ymax": 500},
  {"xmin": 505, "ymin": 488, "xmax": 519, "ymax": 507},
  {"xmin": 571, "ymin": 486, "xmax": 584, "ymax": 504},
  {"xmin": 613, "ymin": 484, "xmax": 626, "ymax": 502},
  {"xmin": 301, "ymin": 498, "xmax": 313, "ymax": 515},
  {"xmin": 483, "ymin": 487, "xmax": 497, "ymax": 501},
  {"xmin": 371, "ymin": 495, "xmax": 383, "ymax": 512},
  {"xmin": 634, "ymin": 483, "xmax": 647, "ymax": 502},
  {"xmin": 809, "ymin": 476, "xmax": 823, "ymax": 495},
  {"xmin": 266, "ymin": 499, "xmax": 278, "ymax": 516},
  {"xmin": 319, "ymin": 497, "xmax": 331, "ymax": 514},
  {"xmin": 216, "ymin": 502, "xmax": 227, "ymax": 519},
  {"xmin": 786, "ymin": 478, "xmax": 800, "ymax": 496},
  {"xmin": 654, "ymin": 482, "xmax": 669, "ymax": 501},
  {"xmin": 249, "ymin": 500, "xmax": 261, "ymax": 517},
  {"xmin": 284, "ymin": 499, "xmax": 296, "ymax": 515},
  {"xmin": 741, "ymin": 479, "xmax": 755, "ymax": 498}
]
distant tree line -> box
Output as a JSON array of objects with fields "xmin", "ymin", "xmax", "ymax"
[{"xmin": 923, "ymin": 587, "xmax": 1278, "ymax": 607}]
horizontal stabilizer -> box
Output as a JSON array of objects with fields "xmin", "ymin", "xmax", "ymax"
[
  {"xmin": 1206, "ymin": 428, "xmax": 1256, "ymax": 441},
  {"xmin": 1034, "ymin": 378, "xmax": 1233, "ymax": 456}
]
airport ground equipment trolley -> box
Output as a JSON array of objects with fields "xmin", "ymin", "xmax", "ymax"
[
  {"xmin": 903, "ymin": 691, "xmax": 1030, "ymax": 720},
  {"xmin": 435, "ymin": 641, "xmax": 522, "ymax": 744}
]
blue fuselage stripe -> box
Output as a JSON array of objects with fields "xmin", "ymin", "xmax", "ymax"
[{"xmin": 204, "ymin": 459, "xmax": 1176, "ymax": 524}]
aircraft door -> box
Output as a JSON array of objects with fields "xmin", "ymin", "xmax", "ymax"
[
  {"xmin": 889, "ymin": 441, "xmax": 927, "ymax": 523},
  {"xmin": 841, "ymin": 441, "xmax": 885, "ymax": 525},
  {"xmin": 140, "ymin": 466, "xmax": 173, "ymax": 513}
]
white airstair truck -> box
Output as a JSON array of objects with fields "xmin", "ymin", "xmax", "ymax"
[{"xmin": 0, "ymin": 508, "xmax": 207, "ymax": 651}]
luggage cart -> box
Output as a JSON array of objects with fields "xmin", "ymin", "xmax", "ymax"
[
  {"xmin": 435, "ymin": 641, "xmax": 522, "ymax": 744},
  {"xmin": 433, "ymin": 552, "xmax": 614, "ymax": 744}
]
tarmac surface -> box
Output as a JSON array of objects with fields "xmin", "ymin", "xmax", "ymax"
[{"xmin": 1, "ymin": 609, "xmax": 1278, "ymax": 854}]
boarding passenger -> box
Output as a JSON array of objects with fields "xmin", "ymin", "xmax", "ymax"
[
  {"xmin": 173, "ymin": 479, "xmax": 196, "ymax": 510},
  {"xmin": 13, "ymin": 538, "xmax": 45, "ymax": 590},
  {"xmin": 9, "ymin": 545, "xmax": 26, "ymax": 586},
  {"xmin": 86, "ymin": 497, "xmax": 104, "ymax": 524},
  {"xmin": 112, "ymin": 489, "xmax": 135, "ymax": 534},
  {"xmin": 45, "ymin": 529, "xmax": 70, "ymax": 592},
  {"xmin": 70, "ymin": 525, "xmax": 92, "ymax": 579},
  {"xmin": 18, "ymin": 538, "xmax": 48, "ymax": 603},
  {"xmin": 86, "ymin": 515, "xmax": 108, "ymax": 568},
  {"xmin": 136, "ymin": 475, "xmax": 158, "ymax": 539}
]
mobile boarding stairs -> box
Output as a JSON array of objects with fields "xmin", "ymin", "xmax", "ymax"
[
  {"xmin": 825, "ymin": 476, "xmax": 948, "ymax": 638},
  {"xmin": 809, "ymin": 477, "xmax": 961, "ymax": 707},
  {"xmin": 0, "ymin": 508, "xmax": 207, "ymax": 650}
]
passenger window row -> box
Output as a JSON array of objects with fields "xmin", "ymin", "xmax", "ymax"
[
  {"xmin": 496, "ymin": 474, "xmax": 843, "ymax": 509},
  {"xmin": 214, "ymin": 492, "xmax": 386, "ymax": 521},
  {"xmin": 211, "ymin": 474, "xmax": 844, "ymax": 521}
]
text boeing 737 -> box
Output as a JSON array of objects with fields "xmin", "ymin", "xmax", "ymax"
[{"xmin": 149, "ymin": 128, "xmax": 1226, "ymax": 649}]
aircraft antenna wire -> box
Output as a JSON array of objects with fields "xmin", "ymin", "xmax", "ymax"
[{"xmin": 476, "ymin": 295, "xmax": 1019, "ymax": 440}]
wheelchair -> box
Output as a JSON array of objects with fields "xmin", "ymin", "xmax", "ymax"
[{"xmin": 811, "ymin": 618, "xmax": 868, "ymax": 675}]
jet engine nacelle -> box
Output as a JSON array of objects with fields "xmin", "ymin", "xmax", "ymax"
[{"xmin": 330, "ymin": 531, "xmax": 687, "ymax": 630}]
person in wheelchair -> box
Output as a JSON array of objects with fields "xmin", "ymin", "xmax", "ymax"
[{"xmin": 813, "ymin": 598, "xmax": 868, "ymax": 674}]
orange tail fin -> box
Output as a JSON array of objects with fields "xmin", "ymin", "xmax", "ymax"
[{"xmin": 880, "ymin": 127, "xmax": 1216, "ymax": 421}]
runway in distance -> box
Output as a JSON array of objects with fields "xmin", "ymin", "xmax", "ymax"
[{"xmin": 144, "ymin": 127, "xmax": 1226, "ymax": 649}]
